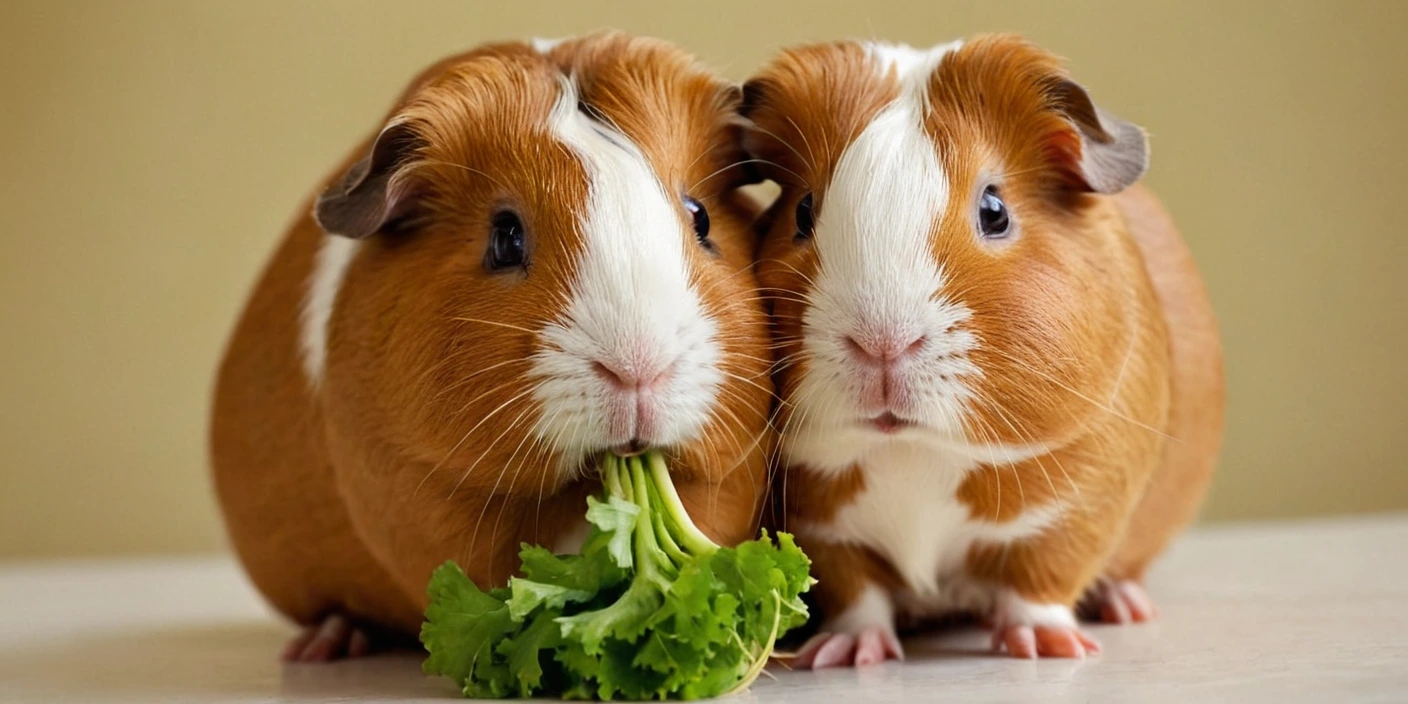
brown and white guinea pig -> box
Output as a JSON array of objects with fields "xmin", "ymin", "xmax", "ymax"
[
  {"xmin": 210, "ymin": 31, "xmax": 773, "ymax": 662},
  {"xmin": 740, "ymin": 34, "xmax": 1224, "ymax": 665}
]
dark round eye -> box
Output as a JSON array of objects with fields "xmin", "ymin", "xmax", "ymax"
[
  {"xmin": 794, "ymin": 192, "xmax": 815, "ymax": 241},
  {"xmin": 486, "ymin": 211, "xmax": 527, "ymax": 271},
  {"xmin": 978, "ymin": 186, "xmax": 1010, "ymax": 238},
  {"xmin": 684, "ymin": 196, "xmax": 710, "ymax": 246}
]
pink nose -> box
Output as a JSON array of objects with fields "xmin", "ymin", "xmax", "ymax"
[
  {"xmin": 592, "ymin": 360, "xmax": 672, "ymax": 392},
  {"xmin": 845, "ymin": 333, "xmax": 927, "ymax": 367},
  {"xmin": 594, "ymin": 359, "xmax": 675, "ymax": 447}
]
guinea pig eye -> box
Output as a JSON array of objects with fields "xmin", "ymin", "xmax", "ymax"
[
  {"xmin": 978, "ymin": 185, "xmax": 1011, "ymax": 239},
  {"xmin": 486, "ymin": 211, "xmax": 527, "ymax": 271},
  {"xmin": 684, "ymin": 196, "xmax": 710, "ymax": 247},
  {"xmin": 794, "ymin": 193, "xmax": 815, "ymax": 241}
]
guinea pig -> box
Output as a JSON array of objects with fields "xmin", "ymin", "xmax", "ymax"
[
  {"xmin": 740, "ymin": 34, "xmax": 1224, "ymax": 665},
  {"xmin": 210, "ymin": 31, "xmax": 774, "ymax": 662}
]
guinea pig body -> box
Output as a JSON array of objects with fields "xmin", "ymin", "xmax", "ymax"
[
  {"xmin": 743, "ymin": 35, "xmax": 1223, "ymax": 664},
  {"xmin": 210, "ymin": 32, "xmax": 773, "ymax": 661}
]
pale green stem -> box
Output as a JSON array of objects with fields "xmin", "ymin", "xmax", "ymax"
[
  {"xmin": 645, "ymin": 451, "xmax": 718, "ymax": 556},
  {"xmin": 601, "ymin": 453, "xmax": 624, "ymax": 499},
  {"xmin": 628, "ymin": 456, "xmax": 671, "ymax": 590},
  {"xmin": 646, "ymin": 477, "xmax": 688, "ymax": 567}
]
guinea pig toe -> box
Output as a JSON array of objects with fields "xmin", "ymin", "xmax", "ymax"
[
  {"xmin": 855, "ymin": 626, "xmax": 904, "ymax": 665},
  {"xmin": 993, "ymin": 624, "xmax": 1038, "ymax": 659},
  {"xmin": 1113, "ymin": 580, "xmax": 1158, "ymax": 622},
  {"xmin": 1082, "ymin": 578, "xmax": 1158, "ymax": 625},
  {"xmin": 993, "ymin": 623, "xmax": 1098, "ymax": 659},
  {"xmin": 793, "ymin": 626, "xmax": 903, "ymax": 669},
  {"xmin": 282, "ymin": 613, "xmax": 376, "ymax": 663},
  {"xmin": 1035, "ymin": 625, "xmax": 1099, "ymax": 658},
  {"xmin": 794, "ymin": 632, "xmax": 854, "ymax": 669}
]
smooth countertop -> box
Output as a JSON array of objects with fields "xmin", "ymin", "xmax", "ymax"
[{"xmin": 2, "ymin": 514, "xmax": 1405, "ymax": 703}]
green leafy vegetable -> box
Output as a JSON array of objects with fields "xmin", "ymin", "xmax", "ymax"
[{"xmin": 420, "ymin": 451, "xmax": 814, "ymax": 700}]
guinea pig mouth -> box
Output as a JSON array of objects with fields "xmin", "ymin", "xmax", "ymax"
[
  {"xmin": 868, "ymin": 412, "xmax": 913, "ymax": 434},
  {"xmin": 611, "ymin": 439, "xmax": 651, "ymax": 457}
]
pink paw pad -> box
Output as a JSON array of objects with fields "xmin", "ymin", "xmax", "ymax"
[{"xmin": 793, "ymin": 627, "xmax": 904, "ymax": 669}]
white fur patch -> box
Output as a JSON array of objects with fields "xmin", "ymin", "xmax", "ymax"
[
  {"xmin": 864, "ymin": 40, "xmax": 963, "ymax": 95},
  {"xmin": 799, "ymin": 440, "xmax": 1062, "ymax": 612},
  {"xmin": 299, "ymin": 235, "xmax": 361, "ymax": 386},
  {"xmin": 993, "ymin": 589, "xmax": 1078, "ymax": 629},
  {"xmin": 531, "ymin": 37, "xmax": 565, "ymax": 54},
  {"xmin": 826, "ymin": 583, "xmax": 896, "ymax": 635},
  {"xmin": 528, "ymin": 76, "xmax": 722, "ymax": 474}
]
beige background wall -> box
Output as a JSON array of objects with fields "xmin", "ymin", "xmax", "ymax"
[{"xmin": 2, "ymin": 0, "xmax": 1405, "ymax": 558}]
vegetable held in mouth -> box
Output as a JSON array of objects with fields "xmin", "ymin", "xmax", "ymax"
[{"xmin": 420, "ymin": 451, "xmax": 815, "ymax": 700}]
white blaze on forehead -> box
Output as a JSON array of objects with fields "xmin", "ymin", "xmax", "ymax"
[
  {"xmin": 542, "ymin": 77, "xmax": 705, "ymax": 364},
  {"xmin": 811, "ymin": 41, "xmax": 963, "ymax": 334},
  {"xmin": 529, "ymin": 76, "xmax": 722, "ymax": 468},
  {"xmin": 864, "ymin": 41, "xmax": 962, "ymax": 89},
  {"xmin": 300, "ymin": 235, "xmax": 361, "ymax": 386},
  {"xmin": 784, "ymin": 40, "xmax": 985, "ymax": 472}
]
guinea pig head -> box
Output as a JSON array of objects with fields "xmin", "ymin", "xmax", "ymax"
[
  {"xmin": 742, "ymin": 35, "xmax": 1150, "ymax": 472},
  {"xmin": 304, "ymin": 33, "xmax": 769, "ymax": 495}
]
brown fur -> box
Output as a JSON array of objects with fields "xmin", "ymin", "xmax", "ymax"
[
  {"xmin": 746, "ymin": 35, "xmax": 1224, "ymax": 622},
  {"xmin": 1104, "ymin": 184, "xmax": 1226, "ymax": 580},
  {"xmin": 211, "ymin": 32, "xmax": 772, "ymax": 637}
]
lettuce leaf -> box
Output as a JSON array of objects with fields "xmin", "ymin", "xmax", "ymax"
[{"xmin": 420, "ymin": 451, "xmax": 813, "ymax": 699}]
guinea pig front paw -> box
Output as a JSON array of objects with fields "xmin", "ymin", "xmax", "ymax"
[
  {"xmin": 793, "ymin": 626, "xmax": 904, "ymax": 669},
  {"xmin": 792, "ymin": 585, "xmax": 903, "ymax": 668},
  {"xmin": 1079, "ymin": 578, "xmax": 1158, "ymax": 624},
  {"xmin": 991, "ymin": 623, "xmax": 1100, "ymax": 660},
  {"xmin": 281, "ymin": 613, "xmax": 375, "ymax": 663},
  {"xmin": 991, "ymin": 591, "xmax": 1099, "ymax": 659}
]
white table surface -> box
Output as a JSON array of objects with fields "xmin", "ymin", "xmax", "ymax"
[{"xmin": 1, "ymin": 514, "xmax": 1405, "ymax": 703}]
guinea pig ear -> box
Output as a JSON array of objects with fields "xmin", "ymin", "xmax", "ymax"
[
  {"xmin": 1046, "ymin": 79, "xmax": 1149, "ymax": 194},
  {"xmin": 313, "ymin": 121, "xmax": 420, "ymax": 239}
]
